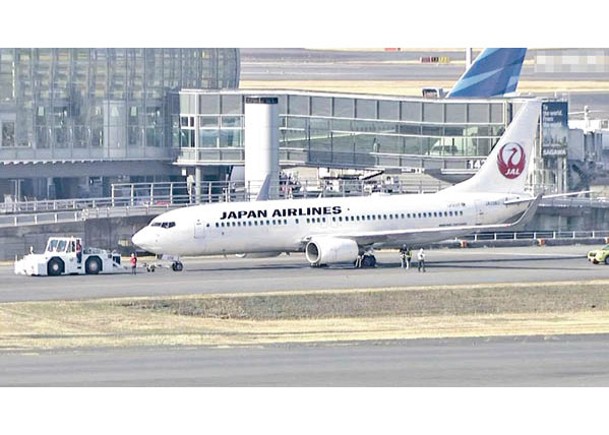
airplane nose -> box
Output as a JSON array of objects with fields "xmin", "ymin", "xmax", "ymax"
[{"xmin": 132, "ymin": 229, "xmax": 150, "ymax": 250}]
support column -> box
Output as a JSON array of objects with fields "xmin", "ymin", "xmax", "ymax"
[
  {"xmin": 195, "ymin": 167, "xmax": 202, "ymax": 204},
  {"xmin": 244, "ymin": 96, "xmax": 279, "ymax": 200}
]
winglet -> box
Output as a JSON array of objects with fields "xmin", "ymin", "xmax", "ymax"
[{"xmin": 505, "ymin": 194, "xmax": 542, "ymax": 228}]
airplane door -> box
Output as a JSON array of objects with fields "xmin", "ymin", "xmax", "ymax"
[
  {"xmin": 194, "ymin": 218, "xmax": 206, "ymax": 239},
  {"xmin": 474, "ymin": 200, "xmax": 485, "ymax": 225}
]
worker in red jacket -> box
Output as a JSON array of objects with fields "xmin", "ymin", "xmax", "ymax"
[{"xmin": 130, "ymin": 253, "xmax": 137, "ymax": 275}]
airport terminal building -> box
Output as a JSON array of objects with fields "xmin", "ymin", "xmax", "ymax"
[
  {"xmin": 0, "ymin": 48, "xmax": 604, "ymax": 205},
  {"xmin": 0, "ymin": 48, "xmax": 240, "ymax": 199}
]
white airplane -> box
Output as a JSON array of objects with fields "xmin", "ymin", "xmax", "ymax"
[{"xmin": 132, "ymin": 99, "xmax": 546, "ymax": 270}]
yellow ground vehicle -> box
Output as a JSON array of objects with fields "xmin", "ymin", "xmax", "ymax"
[{"xmin": 587, "ymin": 244, "xmax": 609, "ymax": 265}]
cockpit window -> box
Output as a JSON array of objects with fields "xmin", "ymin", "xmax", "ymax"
[{"xmin": 151, "ymin": 221, "xmax": 176, "ymax": 229}]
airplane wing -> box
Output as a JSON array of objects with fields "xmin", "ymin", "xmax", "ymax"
[
  {"xmin": 504, "ymin": 190, "xmax": 592, "ymax": 205},
  {"xmin": 319, "ymin": 194, "xmax": 542, "ymax": 247}
]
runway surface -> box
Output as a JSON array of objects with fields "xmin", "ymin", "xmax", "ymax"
[
  {"xmin": 3, "ymin": 334, "xmax": 609, "ymax": 386},
  {"xmin": 3, "ymin": 245, "xmax": 609, "ymax": 386},
  {"xmin": 1, "ymin": 245, "xmax": 607, "ymax": 303}
]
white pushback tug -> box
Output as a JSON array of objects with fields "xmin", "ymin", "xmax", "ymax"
[{"xmin": 14, "ymin": 236, "xmax": 123, "ymax": 276}]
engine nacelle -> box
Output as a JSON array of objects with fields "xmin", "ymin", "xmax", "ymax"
[{"xmin": 305, "ymin": 237, "xmax": 359, "ymax": 266}]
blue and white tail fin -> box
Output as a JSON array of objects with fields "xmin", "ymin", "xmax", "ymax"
[
  {"xmin": 446, "ymin": 48, "xmax": 527, "ymax": 98},
  {"xmin": 442, "ymin": 99, "xmax": 541, "ymax": 195}
]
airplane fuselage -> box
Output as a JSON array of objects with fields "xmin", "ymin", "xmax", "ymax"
[{"xmin": 133, "ymin": 191, "xmax": 529, "ymax": 257}]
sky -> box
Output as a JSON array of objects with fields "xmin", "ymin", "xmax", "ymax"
[{"xmin": 3, "ymin": 1, "xmax": 605, "ymax": 48}]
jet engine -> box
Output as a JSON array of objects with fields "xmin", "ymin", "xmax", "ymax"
[{"xmin": 305, "ymin": 237, "xmax": 359, "ymax": 266}]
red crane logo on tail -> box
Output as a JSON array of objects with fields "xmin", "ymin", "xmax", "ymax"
[{"xmin": 497, "ymin": 142, "xmax": 525, "ymax": 179}]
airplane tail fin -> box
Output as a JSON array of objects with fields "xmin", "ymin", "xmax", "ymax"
[
  {"xmin": 446, "ymin": 48, "xmax": 527, "ymax": 98},
  {"xmin": 443, "ymin": 99, "xmax": 541, "ymax": 195}
]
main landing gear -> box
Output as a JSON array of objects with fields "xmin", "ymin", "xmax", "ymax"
[
  {"xmin": 144, "ymin": 257, "xmax": 183, "ymax": 272},
  {"xmin": 354, "ymin": 251, "xmax": 377, "ymax": 268}
]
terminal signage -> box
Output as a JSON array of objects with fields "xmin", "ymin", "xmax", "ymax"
[{"xmin": 541, "ymin": 101, "xmax": 569, "ymax": 158}]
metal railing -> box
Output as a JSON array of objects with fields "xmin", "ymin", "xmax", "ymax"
[
  {"xmin": 462, "ymin": 230, "xmax": 609, "ymax": 242},
  {"xmin": 1, "ymin": 177, "xmax": 608, "ymax": 229},
  {"xmin": 1, "ymin": 177, "xmax": 449, "ymax": 216}
]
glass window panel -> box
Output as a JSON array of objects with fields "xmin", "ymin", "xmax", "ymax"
[
  {"xmin": 490, "ymin": 103, "xmax": 505, "ymax": 123},
  {"xmin": 288, "ymin": 95, "xmax": 309, "ymax": 115},
  {"xmin": 310, "ymin": 118, "xmax": 330, "ymax": 130},
  {"xmin": 200, "ymin": 94, "xmax": 220, "ymax": 114},
  {"xmin": 200, "ymin": 116, "xmax": 218, "ymax": 127},
  {"xmin": 282, "ymin": 130, "xmax": 308, "ymax": 148},
  {"xmin": 221, "ymin": 116, "xmax": 242, "ymax": 128},
  {"xmin": 274, "ymin": 95, "xmax": 287, "ymax": 113},
  {"xmin": 476, "ymin": 126, "xmax": 490, "ymax": 136},
  {"xmin": 376, "ymin": 135, "xmax": 400, "ymax": 153},
  {"xmin": 444, "ymin": 126, "xmax": 465, "ymax": 136},
  {"xmin": 200, "ymin": 129, "xmax": 218, "ymax": 147},
  {"xmin": 422, "ymin": 125, "xmax": 442, "ymax": 136},
  {"xmin": 401, "ymin": 101, "xmax": 422, "ymax": 121},
  {"xmin": 378, "ymin": 101, "xmax": 399, "ymax": 120},
  {"xmin": 421, "ymin": 137, "xmax": 435, "ymax": 155},
  {"xmin": 375, "ymin": 121, "xmax": 398, "ymax": 134},
  {"xmin": 445, "ymin": 103, "xmax": 467, "ymax": 123},
  {"xmin": 403, "ymin": 136, "xmax": 421, "ymax": 154},
  {"xmin": 331, "ymin": 119, "xmax": 352, "ymax": 131},
  {"xmin": 468, "ymin": 103, "xmax": 490, "ymax": 123},
  {"xmin": 331, "ymin": 132, "xmax": 355, "ymax": 152},
  {"xmin": 180, "ymin": 94, "xmax": 197, "ymax": 113},
  {"xmin": 423, "ymin": 103, "xmax": 443, "ymax": 123},
  {"xmin": 220, "ymin": 129, "xmax": 241, "ymax": 147},
  {"xmin": 353, "ymin": 120, "xmax": 376, "ymax": 131},
  {"xmin": 476, "ymin": 138, "xmax": 492, "ymax": 156},
  {"xmin": 286, "ymin": 117, "xmax": 308, "ymax": 129},
  {"xmin": 311, "ymin": 97, "xmax": 332, "ymax": 117},
  {"xmin": 333, "ymin": 98, "xmax": 354, "ymax": 118},
  {"xmin": 221, "ymin": 94, "xmax": 241, "ymax": 114},
  {"xmin": 398, "ymin": 124, "xmax": 421, "ymax": 135},
  {"xmin": 355, "ymin": 99, "xmax": 376, "ymax": 119},
  {"xmin": 1, "ymin": 121, "xmax": 15, "ymax": 147}
]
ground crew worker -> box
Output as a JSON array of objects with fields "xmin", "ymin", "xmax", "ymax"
[
  {"xmin": 355, "ymin": 253, "xmax": 363, "ymax": 268},
  {"xmin": 399, "ymin": 245, "xmax": 408, "ymax": 269},
  {"xmin": 76, "ymin": 240, "xmax": 82, "ymax": 265},
  {"xmin": 417, "ymin": 248, "xmax": 426, "ymax": 272},
  {"xmin": 405, "ymin": 246, "xmax": 412, "ymax": 270},
  {"xmin": 130, "ymin": 253, "xmax": 137, "ymax": 275}
]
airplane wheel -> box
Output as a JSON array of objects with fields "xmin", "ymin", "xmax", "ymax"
[
  {"xmin": 172, "ymin": 261, "xmax": 183, "ymax": 272},
  {"xmin": 362, "ymin": 255, "xmax": 376, "ymax": 268}
]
